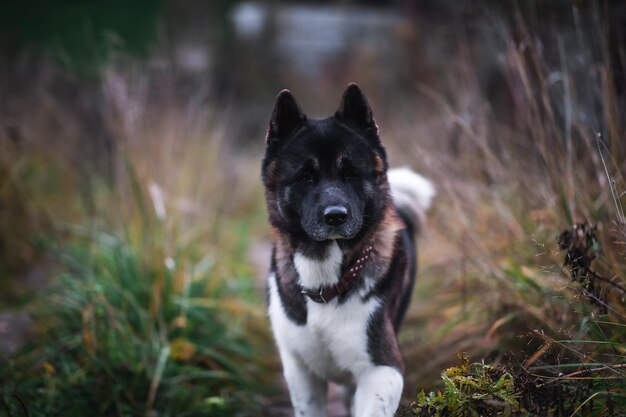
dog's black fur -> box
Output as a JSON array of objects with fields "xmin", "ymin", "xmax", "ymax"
[
  {"xmin": 262, "ymin": 83, "xmax": 417, "ymax": 363},
  {"xmin": 262, "ymin": 85, "xmax": 390, "ymax": 254},
  {"xmin": 262, "ymin": 84, "xmax": 428, "ymax": 417}
]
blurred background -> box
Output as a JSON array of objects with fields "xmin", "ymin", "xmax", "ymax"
[{"xmin": 0, "ymin": 1, "xmax": 625, "ymax": 416}]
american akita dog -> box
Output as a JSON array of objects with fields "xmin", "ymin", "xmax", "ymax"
[{"xmin": 261, "ymin": 83, "xmax": 434, "ymax": 417}]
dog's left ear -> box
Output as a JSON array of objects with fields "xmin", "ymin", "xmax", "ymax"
[{"xmin": 335, "ymin": 83, "xmax": 377, "ymax": 132}]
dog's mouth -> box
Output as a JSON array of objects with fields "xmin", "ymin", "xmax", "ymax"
[
  {"xmin": 303, "ymin": 222, "xmax": 361, "ymax": 242},
  {"xmin": 327, "ymin": 233, "xmax": 344, "ymax": 240}
]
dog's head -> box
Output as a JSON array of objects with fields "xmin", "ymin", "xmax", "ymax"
[{"xmin": 262, "ymin": 84, "xmax": 390, "ymax": 250}]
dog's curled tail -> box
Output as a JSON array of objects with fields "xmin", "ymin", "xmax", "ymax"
[{"xmin": 388, "ymin": 167, "xmax": 435, "ymax": 235}]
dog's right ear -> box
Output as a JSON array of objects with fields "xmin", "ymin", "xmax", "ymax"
[
  {"xmin": 266, "ymin": 89, "xmax": 306, "ymax": 146},
  {"xmin": 335, "ymin": 83, "xmax": 377, "ymax": 132}
]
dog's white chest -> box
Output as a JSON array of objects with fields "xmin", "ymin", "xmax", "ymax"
[
  {"xmin": 269, "ymin": 275, "xmax": 380, "ymax": 383},
  {"xmin": 308, "ymin": 296, "xmax": 380, "ymax": 381},
  {"xmin": 268, "ymin": 242, "xmax": 381, "ymax": 383}
]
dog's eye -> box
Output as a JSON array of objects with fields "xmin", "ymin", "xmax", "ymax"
[
  {"xmin": 342, "ymin": 165, "xmax": 358, "ymax": 179},
  {"xmin": 299, "ymin": 172, "xmax": 313, "ymax": 183}
]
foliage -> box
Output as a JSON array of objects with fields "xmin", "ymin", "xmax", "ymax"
[
  {"xmin": 398, "ymin": 5, "xmax": 626, "ymax": 415},
  {"xmin": 405, "ymin": 219, "xmax": 626, "ymax": 417},
  {"xmin": 406, "ymin": 350, "xmax": 626, "ymax": 417},
  {"xmin": 0, "ymin": 0, "xmax": 163, "ymax": 73},
  {"xmin": 513, "ymin": 222, "xmax": 626, "ymax": 417},
  {"xmin": 408, "ymin": 353, "xmax": 518, "ymax": 417},
  {"xmin": 3, "ymin": 235, "xmax": 246, "ymax": 415},
  {"xmin": 0, "ymin": 140, "xmax": 272, "ymax": 416}
]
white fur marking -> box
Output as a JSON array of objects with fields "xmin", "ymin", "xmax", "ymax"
[
  {"xmin": 294, "ymin": 241, "xmax": 343, "ymax": 289},
  {"xmin": 269, "ymin": 226, "xmax": 408, "ymax": 416},
  {"xmin": 269, "ymin": 267, "xmax": 400, "ymax": 416},
  {"xmin": 357, "ymin": 276, "xmax": 377, "ymax": 298},
  {"xmin": 354, "ymin": 366, "xmax": 403, "ymax": 417}
]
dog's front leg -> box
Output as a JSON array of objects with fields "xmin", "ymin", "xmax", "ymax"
[
  {"xmin": 354, "ymin": 366, "xmax": 403, "ymax": 417},
  {"xmin": 282, "ymin": 351, "xmax": 327, "ymax": 417}
]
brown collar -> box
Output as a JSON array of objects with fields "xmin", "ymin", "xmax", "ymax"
[{"xmin": 300, "ymin": 245, "xmax": 374, "ymax": 303}]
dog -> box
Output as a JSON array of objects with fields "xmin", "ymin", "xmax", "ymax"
[{"xmin": 261, "ymin": 83, "xmax": 434, "ymax": 417}]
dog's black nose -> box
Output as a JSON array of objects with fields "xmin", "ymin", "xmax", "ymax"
[{"xmin": 323, "ymin": 206, "xmax": 348, "ymax": 226}]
